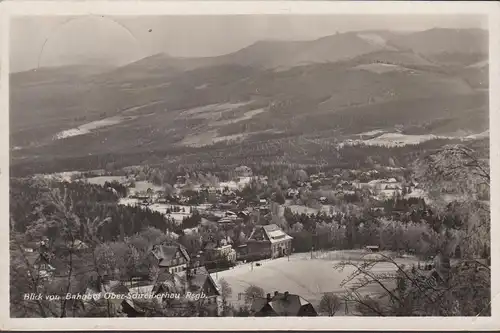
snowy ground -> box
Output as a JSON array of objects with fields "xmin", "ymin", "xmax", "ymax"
[
  {"xmin": 281, "ymin": 203, "xmax": 339, "ymax": 216},
  {"xmin": 212, "ymin": 250, "xmax": 419, "ymax": 315},
  {"xmin": 53, "ymin": 116, "xmax": 136, "ymax": 140},
  {"xmin": 86, "ymin": 176, "xmax": 128, "ymax": 185},
  {"xmin": 34, "ymin": 171, "xmax": 82, "ymax": 182},
  {"xmin": 117, "ymin": 200, "xmax": 213, "ymax": 224},
  {"xmin": 131, "ymin": 181, "xmax": 163, "ymax": 193}
]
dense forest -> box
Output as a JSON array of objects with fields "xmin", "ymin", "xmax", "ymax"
[
  {"xmin": 10, "ymin": 134, "xmax": 486, "ymax": 178},
  {"xmin": 10, "ymin": 179, "xmax": 175, "ymax": 241}
]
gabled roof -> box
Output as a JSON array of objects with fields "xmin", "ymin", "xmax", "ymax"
[
  {"xmin": 152, "ymin": 243, "xmax": 190, "ymax": 264},
  {"xmin": 153, "ymin": 270, "xmax": 186, "ymax": 294},
  {"xmin": 248, "ymin": 224, "xmax": 293, "ymax": 244},
  {"xmin": 156, "ymin": 268, "xmax": 175, "ymax": 284},
  {"xmin": 188, "ymin": 266, "xmax": 220, "ymax": 296},
  {"xmin": 250, "ymin": 297, "xmax": 268, "ymax": 313},
  {"xmin": 262, "ymin": 224, "xmax": 293, "ymax": 244},
  {"xmin": 251, "ymin": 292, "xmax": 315, "ymax": 316}
]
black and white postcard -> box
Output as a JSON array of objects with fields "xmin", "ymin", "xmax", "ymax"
[{"xmin": 1, "ymin": 1, "xmax": 499, "ymax": 330}]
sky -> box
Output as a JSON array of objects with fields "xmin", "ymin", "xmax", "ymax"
[{"xmin": 10, "ymin": 14, "xmax": 487, "ymax": 73}]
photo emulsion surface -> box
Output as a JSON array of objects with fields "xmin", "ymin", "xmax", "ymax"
[{"xmin": 9, "ymin": 14, "xmax": 491, "ymax": 318}]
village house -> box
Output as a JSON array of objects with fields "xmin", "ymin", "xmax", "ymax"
[
  {"xmin": 246, "ymin": 224, "xmax": 293, "ymax": 259},
  {"xmin": 351, "ymin": 178, "xmax": 403, "ymax": 199},
  {"xmin": 149, "ymin": 243, "xmax": 220, "ymax": 312},
  {"xmin": 250, "ymin": 291, "xmax": 317, "ymax": 316},
  {"xmin": 151, "ymin": 270, "xmax": 187, "ymax": 297},
  {"xmin": 204, "ymin": 240, "xmax": 237, "ymax": 264},
  {"xmin": 84, "ymin": 278, "xmax": 146, "ymax": 317},
  {"xmin": 217, "ymin": 216, "xmax": 241, "ymax": 227},
  {"xmin": 151, "ymin": 243, "xmax": 191, "ymax": 274},
  {"xmin": 369, "ymin": 178, "xmax": 401, "ymax": 191},
  {"xmin": 185, "ymin": 266, "xmax": 220, "ymax": 308},
  {"xmin": 151, "ymin": 265, "xmax": 220, "ymax": 312}
]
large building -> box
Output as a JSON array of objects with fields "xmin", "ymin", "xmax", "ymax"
[{"xmin": 246, "ymin": 224, "xmax": 293, "ymax": 259}]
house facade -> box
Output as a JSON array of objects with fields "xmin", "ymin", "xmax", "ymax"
[
  {"xmin": 246, "ymin": 224, "xmax": 293, "ymax": 259},
  {"xmin": 151, "ymin": 243, "xmax": 191, "ymax": 274},
  {"xmin": 205, "ymin": 243, "xmax": 237, "ymax": 263}
]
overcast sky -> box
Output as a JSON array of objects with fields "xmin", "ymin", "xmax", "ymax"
[{"xmin": 10, "ymin": 14, "xmax": 487, "ymax": 72}]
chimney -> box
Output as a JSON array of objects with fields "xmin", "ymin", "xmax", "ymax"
[
  {"xmin": 266, "ymin": 293, "xmax": 271, "ymax": 301},
  {"xmin": 284, "ymin": 291, "xmax": 289, "ymax": 300}
]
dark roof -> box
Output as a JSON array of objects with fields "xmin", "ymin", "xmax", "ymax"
[
  {"xmin": 251, "ymin": 292, "xmax": 315, "ymax": 316},
  {"xmin": 156, "ymin": 268, "xmax": 174, "ymax": 283},
  {"xmin": 250, "ymin": 297, "xmax": 268, "ymax": 313},
  {"xmin": 152, "ymin": 243, "xmax": 190, "ymax": 264},
  {"xmin": 152, "ymin": 271, "xmax": 186, "ymax": 294},
  {"xmin": 188, "ymin": 266, "xmax": 220, "ymax": 296},
  {"xmin": 248, "ymin": 224, "xmax": 292, "ymax": 244}
]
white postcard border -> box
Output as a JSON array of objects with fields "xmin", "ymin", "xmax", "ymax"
[{"xmin": 0, "ymin": 1, "xmax": 499, "ymax": 330}]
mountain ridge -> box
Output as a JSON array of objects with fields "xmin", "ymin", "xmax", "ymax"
[{"xmin": 10, "ymin": 27, "xmax": 489, "ymax": 168}]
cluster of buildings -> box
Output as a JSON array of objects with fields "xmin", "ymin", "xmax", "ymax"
[
  {"xmin": 188, "ymin": 222, "xmax": 294, "ymax": 267},
  {"xmin": 353, "ymin": 178, "xmax": 405, "ymax": 199},
  {"xmin": 23, "ymin": 240, "xmax": 222, "ymax": 317}
]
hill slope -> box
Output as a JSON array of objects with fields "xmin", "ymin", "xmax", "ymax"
[{"xmin": 10, "ymin": 28, "xmax": 489, "ymax": 173}]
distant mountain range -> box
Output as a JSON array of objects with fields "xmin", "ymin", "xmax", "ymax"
[{"xmin": 10, "ymin": 28, "xmax": 489, "ymax": 168}]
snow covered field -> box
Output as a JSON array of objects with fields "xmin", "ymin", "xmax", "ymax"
[
  {"xmin": 212, "ymin": 250, "xmax": 419, "ymax": 314},
  {"xmin": 341, "ymin": 130, "xmax": 489, "ymax": 148},
  {"xmin": 281, "ymin": 204, "xmax": 339, "ymax": 216},
  {"xmin": 34, "ymin": 171, "xmax": 82, "ymax": 182},
  {"xmin": 53, "ymin": 116, "xmax": 136, "ymax": 140},
  {"xmin": 86, "ymin": 176, "xmax": 128, "ymax": 185},
  {"xmin": 117, "ymin": 200, "xmax": 209, "ymax": 224}
]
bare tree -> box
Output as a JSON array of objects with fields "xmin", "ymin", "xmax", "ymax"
[
  {"xmin": 319, "ymin": 292, "xmax": 342, "ymax": 316},
  {"xmin": 218, "ymin": 278, "xmax": 232, "ymax": 315},
  {"xmin": 415, "ymin": 144, "xmax": 490, "ymax": 258},
  {"xmin": 334, "ymin": 144, "xmax": 490, "ymax": 316},
  {"xmin": 243, "ymin": 285, "xmax": 264, "ymax": 305},
  {"xmin": 10, "ymin": 181, "xmax": 115, "ymax": 318}
]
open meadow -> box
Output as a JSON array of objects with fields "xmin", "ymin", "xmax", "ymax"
[{"xmin": 212, "ymin": 250, "xmax": 420, "ymax": 315}]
